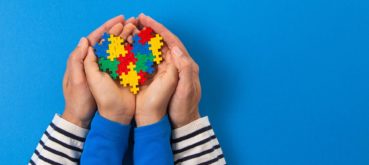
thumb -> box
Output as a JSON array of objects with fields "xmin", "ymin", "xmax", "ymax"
[
  {"xmin": 162, "ymin": 63, "xmax": 179, "ymax": 94},
  {"xmin": 171, "ymin": 46, "xmax": 194, "ymax": 90},
  {"xmin": 67, "ymin": 37, "xmax": 89, "ymax": 84},
  {"xmin": 84, "ymin": 46, "xmax": 101, "ymax": 81}
]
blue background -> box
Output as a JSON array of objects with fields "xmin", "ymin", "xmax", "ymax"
[{"xmin": 0, "ymin": 0, "xmax": 368, "ymax": 164}]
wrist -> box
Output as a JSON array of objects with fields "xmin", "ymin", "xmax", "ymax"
[
  {"xmin": 171, "ymin": 109, "xmax": 200, "ymax": 128},
  {"xmin": 135, "ymin": 112, "xmax": 166, "ymax": 127},
  {"xmin": 99, "ymin": 110, "xmax": 133, "ymax": 125},
  {"xmin": 62, "ymin": 109, "xmax": 90, "ymax": 128}
]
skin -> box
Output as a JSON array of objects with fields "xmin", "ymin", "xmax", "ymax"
[
  {"xmin": 137, "ymin": 14, "xmax": 202, "ymax": 128},
  {"xmin": 62, "ymin": 37, "xmax": 96, "ymax": 128},
  {"xmin": 134, "ymin": 27, "xmax": 179, "ymax": 126},
  {"xmin": 62, "ymin": 14, "xmax": 201, "ymax": 129},
  {"xmin": 62, "ymin": 15, "xmax": 127, "ymax": 128},
  {"xmin": 84, "ymin": 23, "xmax": 136, "ymax": 125}
]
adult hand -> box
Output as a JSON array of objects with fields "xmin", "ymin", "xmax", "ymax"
[
  {"xmin": 83, "ymin": 16, "xmax": 137, "ymax": 125},
  {"xmin": 137, "ymin": 14, "xmax": 201, "ymax": 128},
  {"xmin": 62, "ymin": 37, "xmax": 96, "ymax": 128}
]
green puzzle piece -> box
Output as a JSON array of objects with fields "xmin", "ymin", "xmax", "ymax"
[
  {"xmin": 134, "ymin": 53, "xmax": 154, "ymax": 73},
  {"xmin": 98, "ymin": 57, "xmax": 119, "ymax": 79}
]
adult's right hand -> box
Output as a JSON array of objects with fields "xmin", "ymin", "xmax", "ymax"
[{"xmin": 137, "ymin": 14, "xmax": 202, "ymax": 128}]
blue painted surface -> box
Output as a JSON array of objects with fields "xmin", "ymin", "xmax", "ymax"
[{"xmin": 0, "ymin": 0, "xmax": 369, "ymax": 164}]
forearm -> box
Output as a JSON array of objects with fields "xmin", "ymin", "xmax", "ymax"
[
  {"xmin": 29, "ymin": 114, "xmax": 88, "ymax": 165},
  {"xmin": 134, "ymin": 115, "xmax": 173, "ymax": 165},
  {"xmin": 80, "ymin": 113, "xmax": 131, "ymax": 165},
  {"xmin": 171, "ymin": 116, "xmax": 226, "ymax": 165}
]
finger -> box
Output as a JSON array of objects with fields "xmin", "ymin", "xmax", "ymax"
[
  {"xmin": 137, "ymin": 13, "xmax": 189, "ymax": 55},
  {"xmin": 127, "ymin": 35, "xmax": 133, "ymax": 44},
  {"xmin": 137, "ymin": 13, "xmax": 193, "ymax": 61},
  {"xmin": 137, "ymin": 14, "xmax": 179, "ymax": 49},
  {"xmin": 125, "ymin": 17, "xmax": 138, "ymax": 26},
  {"xmin": 127, "ymin": 27, "xmax": 140, "ymax": 44},
  {"xmin": 63, "ymin": 69, "xmax": 69, "ymax": 88},
  {"xmin": 109, "ymin": 23, "xmax": 124, "ymax": 36},
  {"xmin": 84, "ymin": 47, "xmax": 101, "ymax": 80},
  {"xmin": 164, "ymin": 49, "xmax": 173, "ymax": 64},
  {"xmin": 161, "ymin": 63, "xmax": 179, "ymax": 94},
  {"xmin": 120, "ymin": 23, "xmax": 138, "ymax": 40},
  {"xmin": 172, "ymin": 48, "xmax": 194, "ymax": 88},
  {"xmin": 87, "ymin": 15, "xmax": 125, "ymax": 45},
  {"xmin": 162, "ymin": 46, "xmax": 169, "ymax": 61},
  {"xmin": 67, "ymin": 37, "xmax": 89, "ymax": 84}
]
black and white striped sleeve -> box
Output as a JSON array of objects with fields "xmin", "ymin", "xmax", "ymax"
[
  {"xmin": 171, "ymin": 116, "xmax": 226, "ymax": 165},
  {"xmin": 29, "ymin": 114, "xmax": 89, "ymax": 165}
]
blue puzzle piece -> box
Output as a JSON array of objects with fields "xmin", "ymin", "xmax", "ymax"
[
  {"xmin": 93, "ymin": 33, "xmax": 111, "ymax": 58},
  {"xmin": 145, "ymin": 60, "xmax": 155, "ymax": 74},
  {"xmin": 102, "ymin": 32, "xmax": 110, "ymax": 41},
  {"xmin": 94, "ymin": 43, "xmax": 108, "ymax": 58},
  {"xmin": 132, "ymin": 42, "xmax": 150, "ymax": 55},
  {"xmin": 133, "ymin": 34, "xmax": 141, "ymax": 44}
]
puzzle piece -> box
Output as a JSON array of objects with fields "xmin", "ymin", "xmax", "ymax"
[
  {"xmin": 145, "ymin": 60, "xmax": 155, "ymax": 74},
  {"xmin": 93, "ymin": 28, "xmax": 165, "ymax": 94},
  {"xmin": 107, "ymin": 35, "xmax": 127, "ymax": 61},
  {"xmin": 98, "ymin": 57, "xmax": 120, "ymax": 79},
  {"xmin": 148, "ymin": 34, "xmax": 164, "ymax": 64},
  {"xmin": 138, "ymin": 27, "xmax": 154, "ymax": 44},
  {"xmin": 138, "ymin": 71, "xmax": 148, "ymax": 85},
  {"xmin": 119, "ymin": 63, "xmax": 141, "ymax": 94},
  {"xmin": 93, "ymin": 33, "xmax": 110, "ymax": 58},
  {"xmin": 134, "ymin": 53, "xmax": 155, "ymax": 73},
  {"xmin": 116, "ymin": 44, "xmax": 137, "ymax": 75},
  {"xmin": 132, "ymin": 36, "xmax": 151, "ymax": 55}
]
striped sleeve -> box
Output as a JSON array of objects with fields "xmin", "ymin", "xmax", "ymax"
[
  {"xmin": 29, "ymin": 114, "xmax": 89, "ymax": 165},
  {"xmin": 171, "ymin": 116, "xmax": 226, "ymax": 165}
]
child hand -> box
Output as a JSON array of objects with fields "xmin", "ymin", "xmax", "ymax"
[
  {"xmin": 62, "ymin": 37, "xmax": 96, "ymax": 128},
  {"xmin": 135, "ymin": 46, "xmax": 179, "ymax": 126},
  {"xmin": 135, "ymin": 62, "xmax": 178, "ymax": 126},
  {"xmin": 111, "ymin": 20, "xmax": 179, "ymax": 126},
  {"xmin": 138, "ymin": 14, "xmax": 201, "ymax": 128},
  {"xmin": 83, "ymin": 18, "xmax": 137, "ymax": 125}
]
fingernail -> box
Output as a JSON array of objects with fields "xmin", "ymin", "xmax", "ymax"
[
  {"xmin": 172, "ymin": 46, "xmax": 183, "ymax": 57},
  {"xmin": 78, "ymin": 37, "xmax": 85, "ymax": 47}
]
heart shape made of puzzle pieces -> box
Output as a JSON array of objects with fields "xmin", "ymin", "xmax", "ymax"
[{"xmin": 93, "ymin": 27, "xmax": 164, "ymax": 94}]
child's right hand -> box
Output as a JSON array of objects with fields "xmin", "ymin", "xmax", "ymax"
[
  {"xmin": 83, "ymin": 17, "xmax": 138, "ymax": 125},
  {"xmin": 138, "ymin": 14, "xmax": 202, "ymax": 128}
]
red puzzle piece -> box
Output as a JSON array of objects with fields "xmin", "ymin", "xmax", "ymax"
[
  {"xmin": 138, "ymin": 70, "xmax": 148, "ymax": 85},
  {"xmin": 117, "ymin": 44, "xmax": 137, "ymax": 75},
  {"xmin": 138, "ymin": 27, "xmax": 154, "ymax": 44}
]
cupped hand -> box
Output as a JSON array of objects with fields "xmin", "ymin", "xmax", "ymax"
[
  {"xmin": 135, "ymin": 44, "xmax": 179, "ymax": 126},
  {"xmin": 116, "ymin": 21, "xmax": 180, "ymax": 127},
  {"xmin": 137, "ymin": 14, "xmax": 201, "ymax": 128},
  {"xmin": 62, "ymin": 37, "xmax": 96, "ymax": 128},
  {"xmin": 83, "ymin": 16, "xmax": 138, "ymax": 125}
]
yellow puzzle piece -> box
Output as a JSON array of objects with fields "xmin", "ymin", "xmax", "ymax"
[
  {"xmin": 107, "ymin": 35, "xmax": 127, "ymax": 61},
  {"xmin": 148, "ymin": 34, "xmax": 164, "ymax": 64},
  {"xmin": 119, "ymin": 62, "xmax": 141, "ymax": 94}
]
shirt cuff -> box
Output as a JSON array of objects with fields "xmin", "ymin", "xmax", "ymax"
[
  {"xmin": 135, "ymin": 115, "xmax": 171, "ymax": 139},
  {"xmin": 171, "ymin": 116, "xmax": 211, "ymax": 139},
  {"xmin": 53, "ymin": 114, "xmax": 89, "ymax": 138},
  {"xmin": 91, "ymin": 113, "xmax": 131, "ymax": 140}
]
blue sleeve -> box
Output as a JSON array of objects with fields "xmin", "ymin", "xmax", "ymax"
[
  {"xmin": 80, "ymin": 113, "xmax": 131, "ymax": 165},
  {"xmin": 134, "ymin": 115, "xmax": 173, "ymax": 165}
]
